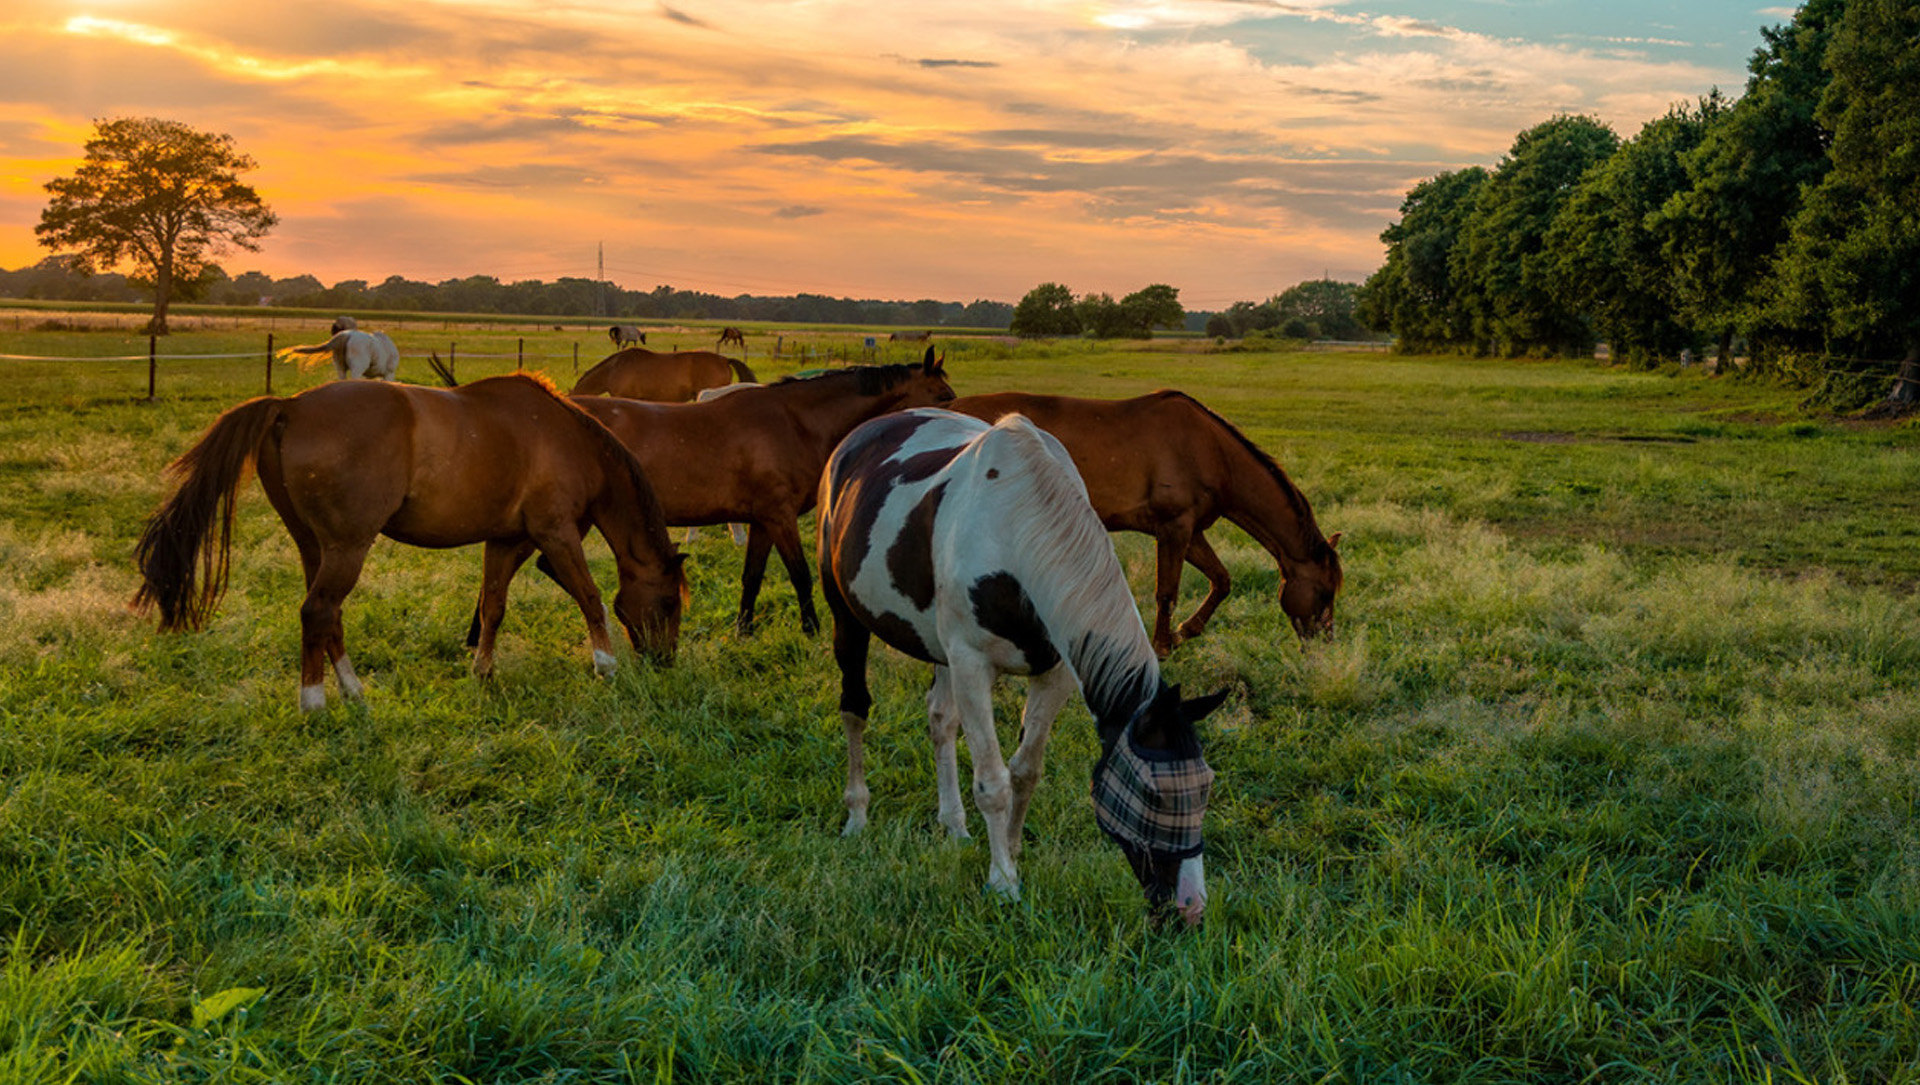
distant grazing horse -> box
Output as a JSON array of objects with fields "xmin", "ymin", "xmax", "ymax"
[
  {"xmin": 819, "ymin": 408, "xmax": 1228, "ymax": 925},
  {"xmin": 280, "ymin": 328, "xmax": 401, "ymax": 381},
  {"xmin": 889, "ymin": 330, "xmax": 932, "ymax": 343},
  {"xmin": 948, "ymin": 390, "xmax": 1341, "ymax": 655},
  {"xmin": 133, "ymin": 374, "xmax": 688, "ymax": 712},
  {"xmin": 464, "ymin": 348, "xmax": 954, "ymax": 642},
  {"xmin": 609, "ymin": 324, "xmax": 646, "ymax": 348},
  {"xmin": 572, "ymin": 347, "xmax": 757, "ymax": 401},
  {"xmin": 331, "ymin": 316, "xmax": 357, "ymax": 334},
  {"xmin": 717, "ymin": 326, "xmax": 747, "ymax": 349}
]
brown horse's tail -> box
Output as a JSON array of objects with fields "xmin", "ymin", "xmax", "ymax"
[
  {"xmin": 726, "ymin": 357, "xmax": 757, "ymax": 383},
  {"xmin": 132, "ymin": 397, "xmax": 284, "ymax": 632}
]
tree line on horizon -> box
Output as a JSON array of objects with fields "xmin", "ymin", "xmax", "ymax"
[
  {"xmin": 0, "ymin": 256, "xmax": 1018, "ymax": 331},
  {"xmin": 1356, "ymin": 0, "xmax": 1919, "ymax": 411}
]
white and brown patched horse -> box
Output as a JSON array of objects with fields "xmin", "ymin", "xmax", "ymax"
[
  {"xmin": 818, "ymin": 408, "xmax": 1228, "ymax": 926},
  {"xmin": 609, "ymin": 324, "xmax": 646, "ymax": 348},
  {"xmin": 280, "ymin": 324, "xmax": 400, "ymax": 381}
]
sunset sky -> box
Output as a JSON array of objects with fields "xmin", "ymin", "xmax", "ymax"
[{"xmin": 0, "ymin": 1, "xmax": 1792, "ymax": 309}]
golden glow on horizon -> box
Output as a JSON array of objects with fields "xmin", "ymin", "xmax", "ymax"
[{"xmin": 0, "ymin": 0, "xmax": 1749, "ymax": 303}]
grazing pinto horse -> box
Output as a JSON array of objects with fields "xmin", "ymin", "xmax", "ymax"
[
  {"xmin": 465, "ymin": 349, "xmax": 954, "ymax": 641},
  {"xmin": 717, "ymin": 326, "xmax": 747, "ymax": 349},
  {"xmin": 819, "ymin": 408, "xmax": 1228, "ymax": 925},
  {"xmin": 280, "ymin": 328, "xmax": 401, "ymax": 381},
  {"xmin": 948, "ymin": 390, "xmax": 1341, "ymax": 654},
  {"xmin": 133, "ymin": 374, "xmax": 687, "ymax": 711},
  {"xmin": 608, "ymin": 324, "xmax": 646, "ymax": 348},
  {"xmin": 572, "ymin": 347, "xmax": 757, "ymax": 402},
  {"xmin": 888, "ymin": 330, "xmax": 932, "ymax": 343}
]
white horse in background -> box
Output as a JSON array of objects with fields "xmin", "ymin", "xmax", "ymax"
[
  {"xmin": 678, "ymin": 381, "xmax": 757, "ymax": 546},
  {"xmin": 280, "ymin": 326, "xmax": 401, "ymax": 381}
]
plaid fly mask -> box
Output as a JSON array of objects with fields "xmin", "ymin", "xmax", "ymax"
[{"xmin": 1091, "ymin": 721, "xmax": 1214, "ymax": 861}]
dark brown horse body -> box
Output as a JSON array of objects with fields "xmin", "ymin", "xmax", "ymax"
[
  {"xmin": 134, "ymin": 374, "xmax": 687, "ymax": 711},
  {"xmin": 946, "ymin": 390, "xmax": 1341, "ymax": 654},
  {"xmin": 717, "ymin": 326, "xmax": 747, "ymax": 349},
  {"xmin": 473, "ymin": 351, "xmax": 954, "ymax": 638},
  {"xmin": 573, "ymin": 347, "xmax": 756, "ymax": 401}
]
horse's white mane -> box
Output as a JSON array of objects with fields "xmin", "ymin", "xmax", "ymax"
[{"xmin": 972, "ymin": 414, "xmax": 1159, "ymax": 712}]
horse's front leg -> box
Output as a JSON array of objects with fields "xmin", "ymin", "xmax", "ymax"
[
  {"xmin": 948, "ymin": 653, "xmax": 1019, "ymax": 898},
  {"xmin": 1174, "ymin": 531, "xmax": 1232, "ymax": 645},
  {"xmin": 926, "ymin": 667, "xmax": 968, "ymax": 838},
  {"xmin": 735, "ymin": 523, "xmax": 775, "ymax": 637},
  {"xmin": 473, "ymin": 539, "xmax": 538, "ymax": 678},
  {"xmin": 528, "ymin": 528, "xmax": 617, "ymax": 675},
  {"xmin": 766, "ymin": 515, "xmax": 819, "ymax": 636},
  {"xmin": 1004, "ymin": 665, "xmax": 1076, "ymax": 859}
]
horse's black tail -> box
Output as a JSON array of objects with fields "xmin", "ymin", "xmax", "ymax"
[
  {"xmin": 426, "ymin": 351, "xmax": 459, "ymax": 387},
  {"xmin": 727, "ymin": 357, "xmax": 757, "ymax": 383},
  {"xmin": 133, "ymin": 397, "xmax": 283, "ymax": 631}
]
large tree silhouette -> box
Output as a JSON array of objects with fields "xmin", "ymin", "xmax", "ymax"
[{"xmin": 37, "ymin": 117, "xmax": 276, "ymax": 335}]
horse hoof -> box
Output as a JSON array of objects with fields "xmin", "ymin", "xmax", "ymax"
[
  {"xmin": 841, "ymin": 814, "xmax": 868, "ymax": 837},
  {"xmin": 592, "ymin": 649, "xmax": 618, "ymax": 677},
  {"xmin": 298, "ymin": 685, "xmax": 326, "ymax": 713}
]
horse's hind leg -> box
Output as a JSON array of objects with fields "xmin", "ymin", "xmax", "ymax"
[
  {"xmin": 1174, "ymin": 531, "xmax": 1232, "ymax": 645},
  {"xmin": 823, "ymin": 566, "xmax": 874, "ymax": 836},
  {"xmin": 298, "ymin": 543, "xmax": 371, "ymax": 711},
  {"xmin": 1150, "ymin": 521, "xmax": 1197, "ymax": 658}
]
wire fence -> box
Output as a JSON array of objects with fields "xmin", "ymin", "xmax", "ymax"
[{"xmin": 0, "ymin": 333, "xmax": 598, "ymax": 399}]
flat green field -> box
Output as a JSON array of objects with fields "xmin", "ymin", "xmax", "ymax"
[{"xmin": 2, "ymin": 322, "xmax": 1917, "ymax": 1082}]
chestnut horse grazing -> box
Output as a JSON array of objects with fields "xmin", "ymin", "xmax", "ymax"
[
  {"xmin": 572, "ymin": 347, "xmax": 756, "ymax": 401},
  {"xmin": 465, "ymin": 348, "xmax": 954, "ymax": 641},
  {"xmin": 819, "ymin": 408, "xmax": 1228, "ymax": 925},
  {"xmin": 947, "ymin": 390, "xmax": 1341, "ymax": 655},
  {"xmin": 133, "ymin": 374, "xmax": 687, "ymax": 712}
]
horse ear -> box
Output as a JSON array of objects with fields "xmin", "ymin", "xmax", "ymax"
[
  {"xmin": 1327, "ymin": 531, "xmax": 1343, "ymax": 550},
  {"xmin": 1181, "ymin": 687, "xmax": 1230, "ymax": 723},
  {"xmin": 922, "ymin": 345, "xmax": 939, "ymax": 371}
]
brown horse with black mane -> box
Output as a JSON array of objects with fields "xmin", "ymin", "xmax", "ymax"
[
  {"xmin": 717, "ymin": 326, "xmax": 747, "ymax": 349},
  {"xmin": 573, "ymin": 347, "xmax": 756, "ymax": 401},
  {"xmin": 133, "ymin": 374, "xmax": 688, "ymax": 711},
  {"xmin": 467, "ymin": 348, "xmax": 954, "ymax": 640},
  {"xmin": 946, "ymin": 390, "xmax": 1341, "ymax": 655}
]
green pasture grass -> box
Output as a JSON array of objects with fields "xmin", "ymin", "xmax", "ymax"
[{"xmin": 2, "ymin": 329, "xmax": 1918, "ymax": 1081}]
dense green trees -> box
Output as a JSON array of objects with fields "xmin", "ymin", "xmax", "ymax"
[
  {"xmin": 1010, "ymin": 282, "xmax": 1183, "ymax": 338},
  {"xmin": 1360, "ymin": 0, "xmax": 1916, "ymax": 406}
]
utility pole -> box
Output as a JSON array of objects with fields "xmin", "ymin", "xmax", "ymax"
[{"xmin": 597, "ymin": 242, "xmax": 606, "ymax": 318}]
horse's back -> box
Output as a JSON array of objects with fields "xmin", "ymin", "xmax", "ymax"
[
  {"xmin": 572, "ymin": 348, "xmax": 731, "ymax": 401},
  {"xmin": 946, "ymin": 391, "xmax": 1228, "ymax": 525},
  {"xmin": 823, "ymin": 410, "xmax": 1092, "ymax": 668}
]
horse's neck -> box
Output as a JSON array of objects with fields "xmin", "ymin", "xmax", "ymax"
[
  {"xmin": 1215, "ymin": 429, "xmax": 1325, "ymax": 571},
  {"xmin": 1068, "ymin": 628, "xmax": 1160, "ymax": 739},
  {"xmin": 789, "ymin": 380, "xmax": 901, "ymax": 450}
]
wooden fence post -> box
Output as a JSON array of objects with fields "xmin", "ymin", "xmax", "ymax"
[
  {"xmin": 517, "ymin": 338, "xmax": 524, "ymax": 370},
  {"xmin": 573, "ymin": 342, "xmax": 579, "ymax": 374},
  {"xmin": 147, "ymin": 335, "xmax": 157, "ymax": 401},
  {"xmin": 265, "ymin": 333, "xmax": 275, "ymax": 394}
]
